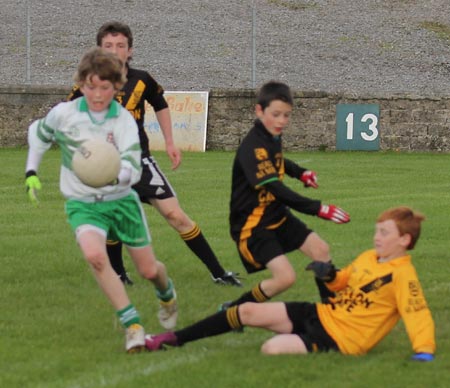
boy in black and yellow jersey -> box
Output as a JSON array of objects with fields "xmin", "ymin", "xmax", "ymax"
[
  {"xmin": 145, "ymin": 206, "xmax": 435, "ymax": 362},
  {"xmin": 68, "ymin": 21, "xmax": 241, "ymax": 287},
  {"xmin": 219, "ymin": 81, "xmax": 349, "ymax": 309}
]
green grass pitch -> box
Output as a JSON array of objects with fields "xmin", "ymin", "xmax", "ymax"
[{"xmin": 1, "ymin": 148, "xmax": 449, "ymax": 387}]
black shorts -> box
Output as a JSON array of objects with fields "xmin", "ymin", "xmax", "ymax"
[
  {"xmin": 284, "ymin": 302, "xmax": 338, "ymax": 353},
  {"xmin": 132, "ymin": 156, "xmax": 176, "ymax": 202},
  {"xmin": 237, "ymin": 212, "xmax": 312, "ymax": 274}
]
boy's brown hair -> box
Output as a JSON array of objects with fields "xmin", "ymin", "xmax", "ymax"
[
  {"xmin": 96, "ymin": 21, "xmax": 133, "ymax": 48},
  {"xmin": 257, "ymin": 81, "xmax": 293, "ymax": 110},
  {"xmin": 377, "ymin": 206, "xmax": 425, "ymax": 250},
  {"xmin": 74, "ymin": 47, "xmax": 125, "ymax": 88}
]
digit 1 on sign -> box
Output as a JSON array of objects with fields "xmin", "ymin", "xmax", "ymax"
[{"xmin": 345, "ymin": 113, "xmax": 354, "ymax": 139}]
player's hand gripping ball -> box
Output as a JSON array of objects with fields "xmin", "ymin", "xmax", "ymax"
[{"xmin": 72, "ymin": 138, "xmax": 121, "ymax": 188}]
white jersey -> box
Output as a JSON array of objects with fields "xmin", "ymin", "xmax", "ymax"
[{"xmin": 27, "ymin": 97, "xmax": 142, "ymax": 200}]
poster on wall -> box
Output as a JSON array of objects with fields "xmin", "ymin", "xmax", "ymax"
[{"xmin": 144, "ymin": 91, "xmax": 209, "ymax": 152}]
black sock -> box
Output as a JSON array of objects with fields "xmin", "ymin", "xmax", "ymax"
[
  {"xmin": 175, "ymin": 306, "xmax": 241, "ymax": 345},
  {"xmin": 227, "ymin": 283, "xmax": 269, "ymax": 307},
  {"xmin": 180, "ymin": 224, "xmax": 225, "ymax": 278},
  {"xmin": 107, "ymin": 240, "xmax": 125, "ymax": 275}
]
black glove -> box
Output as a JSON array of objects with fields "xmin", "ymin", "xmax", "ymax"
[{"xmin": 305, "ymin": 261, "xmax": 337, "ymax": 282}]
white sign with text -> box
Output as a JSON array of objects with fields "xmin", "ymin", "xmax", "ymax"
[{"xmin": 144, "ymin": 91, "xmax": 208, "ymax": 152}]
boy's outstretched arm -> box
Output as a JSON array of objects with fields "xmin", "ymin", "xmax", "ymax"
[
  {"xmin": 264, "ymin": 180, "xmax": 350, "ymax": 224},
  {"xmin": 284, "ymin": 158, "xmax": 318, "ymax": 189},
  {"xmin": 395, "ymin": 267, "xmax": 436, "ymax": 361}
]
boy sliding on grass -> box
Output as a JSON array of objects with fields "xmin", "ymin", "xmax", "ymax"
[
  {"xmin": 146, "ymin": 206, "xmax": 436, "ymax": 361},
  {"xmin": 219, "ymin": 81, "xmax": 349, "ymax": 310},
  {"xmin": 25, "ymin": 48, "xmax": 177, "ymax": 353}
]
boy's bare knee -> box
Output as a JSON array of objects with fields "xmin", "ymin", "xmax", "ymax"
[
  {"xmin": 284, "ymin": 271, "xmax": 296, "ymax": 288},
  {"xmin": 86, "ymin": 253, "xmax": 108, "ymax": 272},
  {"xmin": 164, "ymin": 208, "xmax": 193, "ymax": 232},
  {"xmin": 237, "ymin": 302, "xmax": 255, "ymax": 322},
  {"xmin": 165, "ymin": 207, "xmax": 186, "ymax": 224},
  {"xmin": 138, "ymin": 265, "xmax": 159, "ymax": 280},
  {"xmin": 274, "ymin": 271, "xmax": 296, "ymax": 293},
  {"xmin": 301, "ymin": 233, "xmax": 331, "ymax": 261},
  {"xmin": 311, "ymin": 240, "xmax": 330, "ymax": 261},
  {"xmin": 260, "ymin": 341, "xmax": 279, "ymax": 355}
]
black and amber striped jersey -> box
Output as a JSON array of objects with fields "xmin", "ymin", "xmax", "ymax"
[
  {"xmin": 229, "ymin": 119, "xmax": 321, "ymax": 241},
  {"xmin": 67, "ymin": 66, "xmax": 168, "ymax": 157},
  {"xmin": 317, "ymin": 249, "xmax": 436, "ymax": 355}
]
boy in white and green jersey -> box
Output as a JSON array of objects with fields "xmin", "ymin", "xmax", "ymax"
[{"xmin": 25, "ymin": 47, "xmax": 178, "ymax": 353}]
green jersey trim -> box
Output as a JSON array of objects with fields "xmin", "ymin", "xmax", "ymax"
[
  {"xmin": 78, "ymin": 97, "xmax": 121, "ymax": 120},
  {"xmin": 37, "ymin": 119, "xmax": 55, "ymax": 143},
  {"xmin": 122, "ymin": 143, "xmax": 143, "ymax": 170},
  {"xmin": 259, "ymin": 177, "xmax": 279, "ymax": 186}
]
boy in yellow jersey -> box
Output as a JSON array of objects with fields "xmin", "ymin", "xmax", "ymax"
[{"xmin": 145, "ymin": 206, "xmax": 435, "ymax": 361}]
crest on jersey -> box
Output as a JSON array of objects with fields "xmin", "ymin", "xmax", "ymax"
[
  {"xmin": 255, "ymin": 148, "xmax": 268, "ymax": 160},
  {"xmin": 360, "ymin": 273, "xmax": 392, "ymax": 293},
  {"xmin": 408, "ymin": 281, "xmax": 420, "ymax": 297}
]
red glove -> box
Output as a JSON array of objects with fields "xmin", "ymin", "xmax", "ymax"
[
  {"xmin": 318, "ymin": 205, "xmax": 350, "ymax": 224},
  {"xmin": 300, "ymin": 170, "xmax": 318, "ymax": 188}
]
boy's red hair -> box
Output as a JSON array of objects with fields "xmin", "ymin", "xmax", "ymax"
[{"xmin": 377, "ymin": 206, "xmax": 425, "ymax": 250}]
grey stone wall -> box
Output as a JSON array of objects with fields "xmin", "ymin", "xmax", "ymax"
[
  {"xmin": 1, "ymin": 85, "xmax": 449, "ymax": 151},
  {"xmin": 208, "ymin": 89, "xmax": 450, "ymax": 152},
  {"xmin": 0, "ymin": 86, "xmax": 69, "ymax": 147}
]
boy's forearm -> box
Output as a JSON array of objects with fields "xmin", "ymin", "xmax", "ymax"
[
  {"xmin": 264, "ymin": 180, "xmax": 321, "ymax": 215},
  {"xmin": 155, "ymin": 108, "xmax": 175, "ymax": 147},
  {"xmin": 284, "ymin": 158, "xmax": 306, "ymax": 178},
  {"xmin": 26, "ymin": 120, "xmax": 50, "ymax": 173},
  {"xmin": 26, "ymin": 148, "xmax": 44, "ymax": 174}
]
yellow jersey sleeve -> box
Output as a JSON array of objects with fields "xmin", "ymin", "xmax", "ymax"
[{"xmin": 393, "ymin": 264, "xmax": 436, "ymax": 354}]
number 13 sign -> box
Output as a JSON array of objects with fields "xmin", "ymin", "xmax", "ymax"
[{"xmin": 336, "ymin": 104, "xmax": 380, "ymax": 151}]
